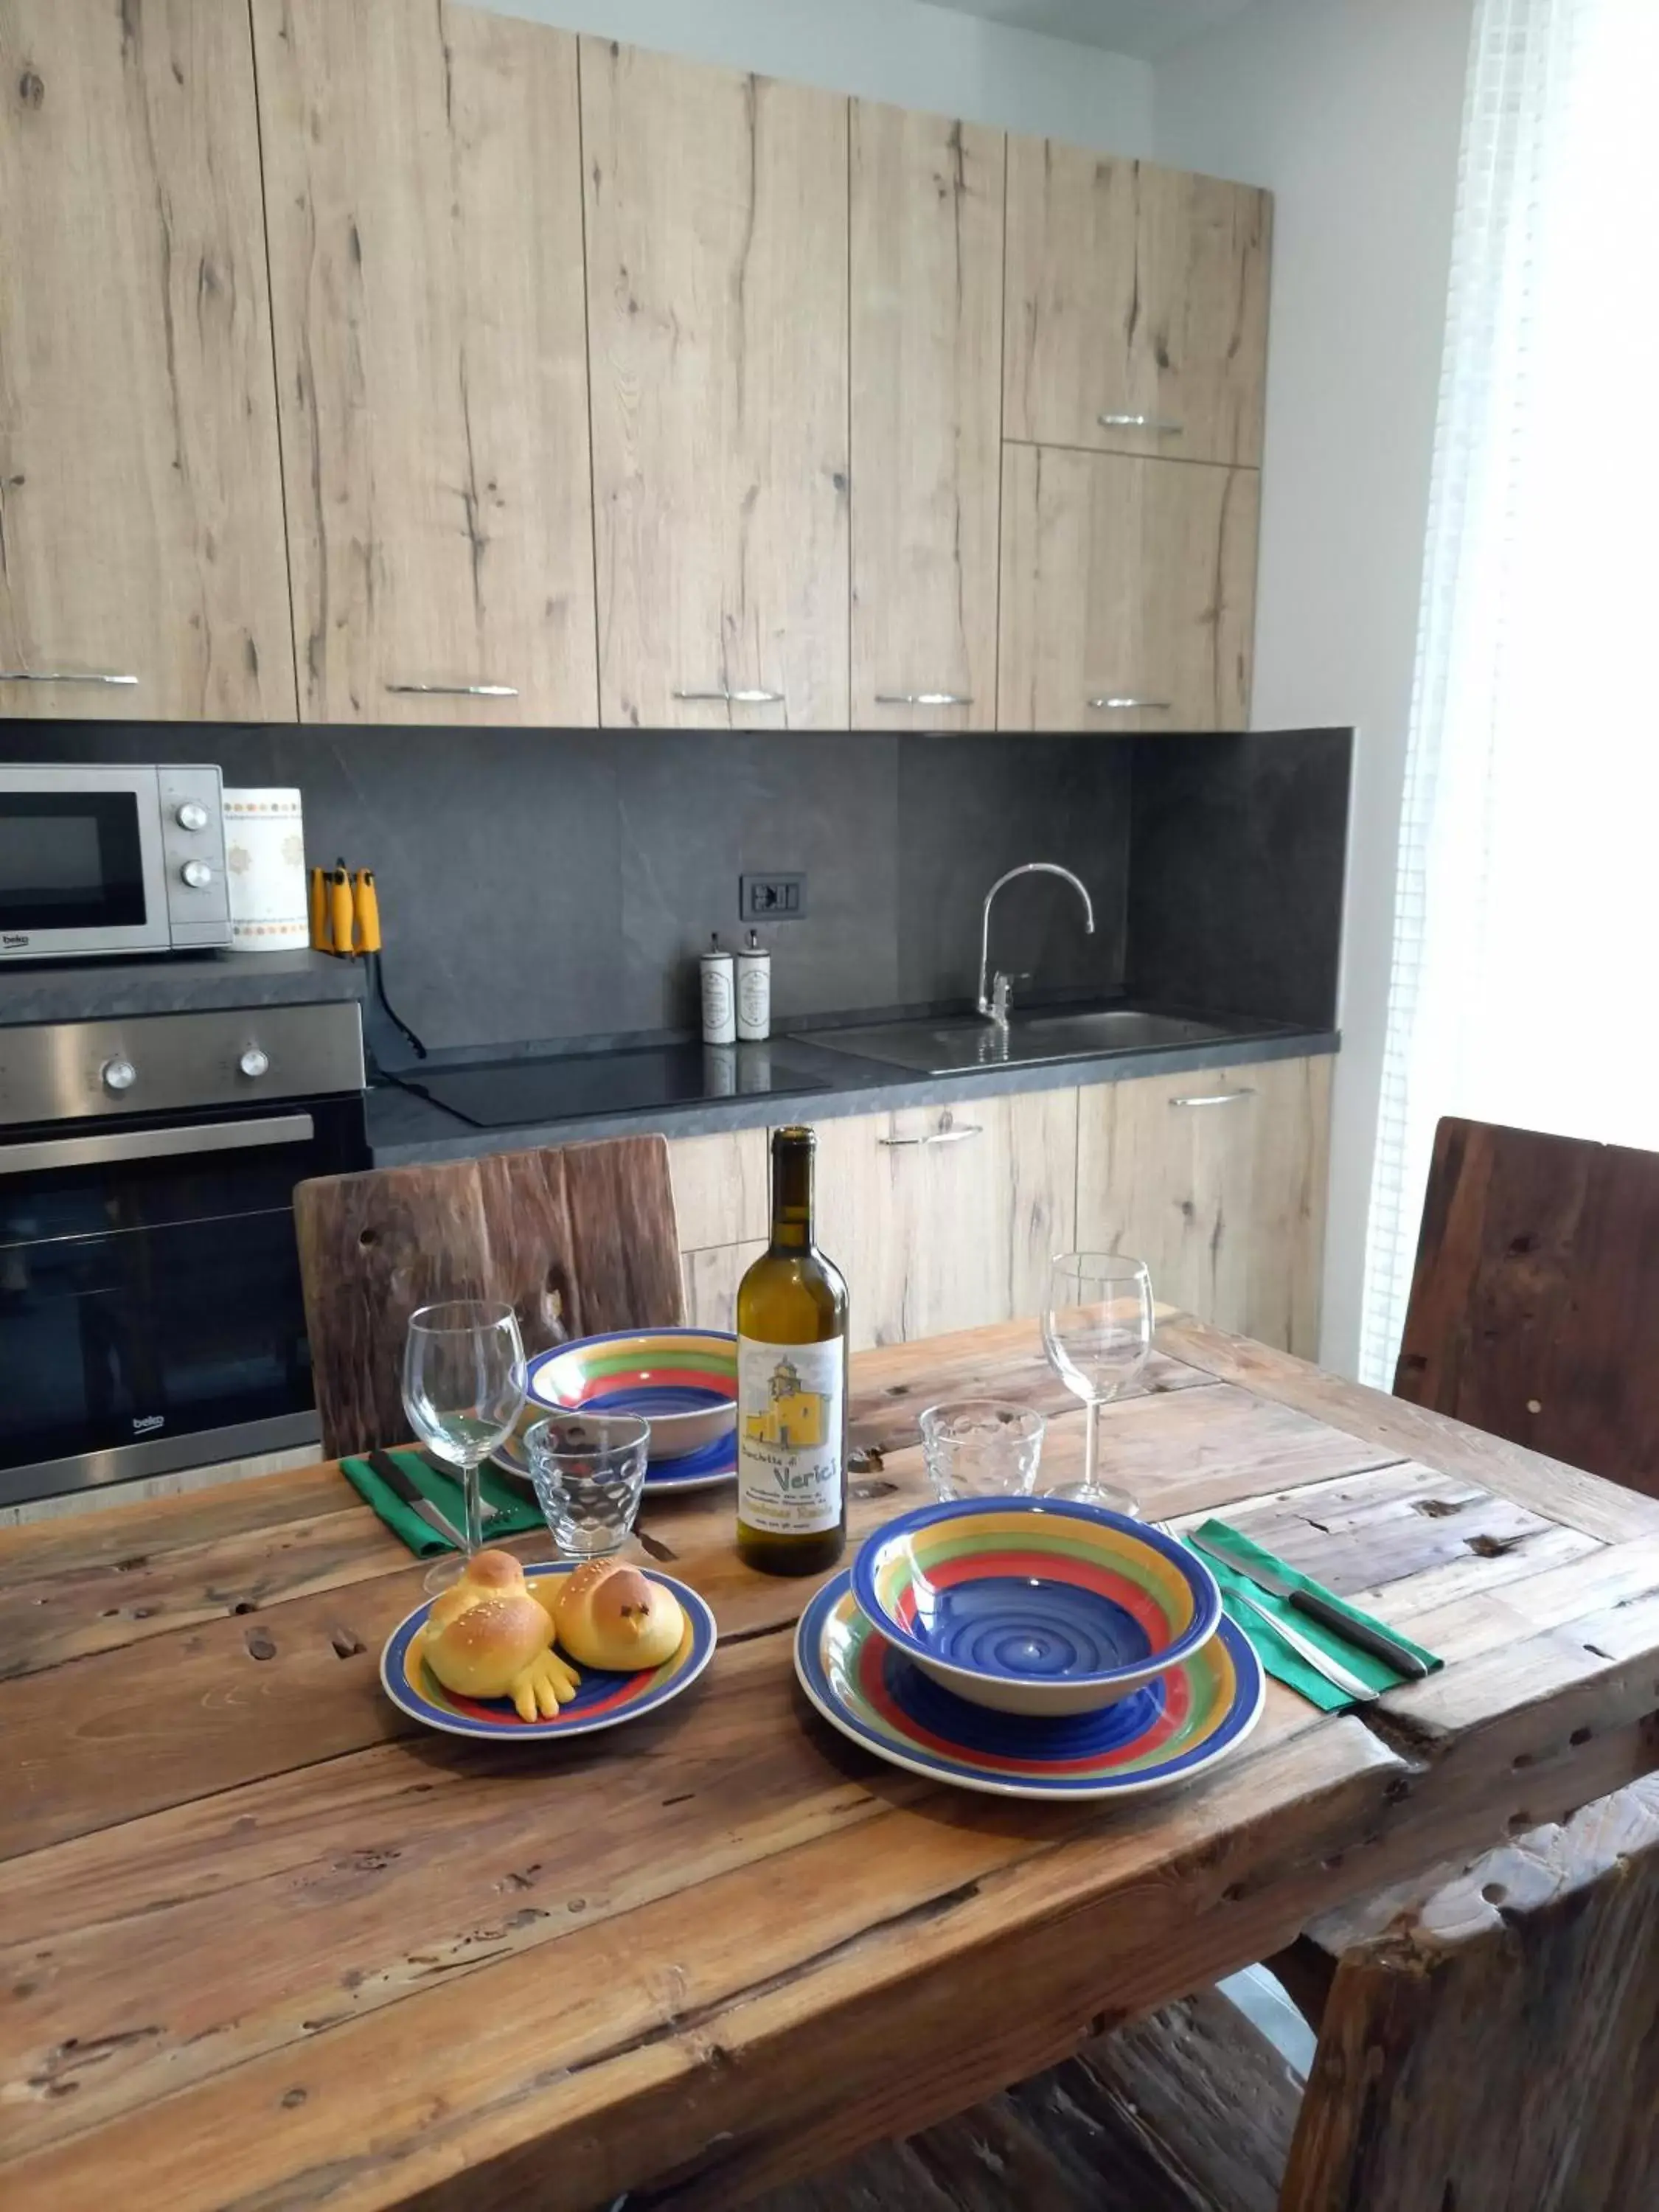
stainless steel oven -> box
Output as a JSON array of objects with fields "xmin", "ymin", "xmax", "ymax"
[
  {"xmin": 0, "ymin": 1002, "xmax": 366, "ymax": 1507},
  {"xmin": 0, "ymin": 763, "xmax": 232, "ymax": 959}
]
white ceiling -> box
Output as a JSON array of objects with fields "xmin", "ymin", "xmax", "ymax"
[{"xmin": 923, "ymin": 0, "xmax": 1260, "ymax": 63}]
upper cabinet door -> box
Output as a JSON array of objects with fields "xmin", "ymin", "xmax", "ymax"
[
  {"xmin": 998, "ymin": 445, "xmax": 1258, "ymax": 732},
  {"xmin": 253, "ymin": 0, "xmax": 597, "ymax": 726},
  {"xmin": 582, "ymin": 41, "xmax": 849, "ymax": 731},
  {"xmin": 0, "ymin": 0, "xmax": 293, "ymax": 720},
  {"xmin": 1004, "ymin": 143, "xmax": 1270, "ymax": 470},
  {"xmin": 850, "ymin": 104, "xmax": 1004, "ymax": 732}
]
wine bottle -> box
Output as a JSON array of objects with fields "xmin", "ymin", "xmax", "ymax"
[{"xmin": 735, "ymin": 1125, "xmax": 849, "ymax": 1576}]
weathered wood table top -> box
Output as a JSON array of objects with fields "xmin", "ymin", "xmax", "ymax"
[{"xmin": 4, "ymin": 1315, "xmax": 1659, "ymax": 2211}]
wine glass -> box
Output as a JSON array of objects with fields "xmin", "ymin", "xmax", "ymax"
[
  {"xmin": 402, "ymin": 1299, "xmax": 527, "ymax": 1593},
  {"xmin": 1040, "ymin": 1253, "xmax": 1154, "ymax": 1513}
]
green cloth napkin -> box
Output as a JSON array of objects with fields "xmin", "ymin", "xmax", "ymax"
[
  {"xmin": 341, "ymin": 1447, "xmax": 543, "ymax": 1557},
  {"xmin": 1186, "ymin": 1517, "xmax": 1442, "ymax": 1711}
]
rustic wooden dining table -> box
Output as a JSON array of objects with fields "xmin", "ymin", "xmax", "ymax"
[{"xmin": 4, "ymin": 1312, "xmax": 1659, "ymax": 2212}]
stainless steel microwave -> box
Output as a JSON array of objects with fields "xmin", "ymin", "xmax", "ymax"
[{"xmin": 0, "ymin": 765, "xmax": 232, "ymax": 959}]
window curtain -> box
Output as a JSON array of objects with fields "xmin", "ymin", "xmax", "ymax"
[{"xmin": 1359, "ymin": 0, "xmax": 1659, "ymax": 1388}]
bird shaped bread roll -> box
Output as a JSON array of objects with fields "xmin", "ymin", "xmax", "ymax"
[
  {"xmin": 419, "ymin": 1551, "xmax": 581, "ymax": 1719},
  {"xmin": 555, "ymin": 1559, "xmax": 685, "ymax": 1672}
]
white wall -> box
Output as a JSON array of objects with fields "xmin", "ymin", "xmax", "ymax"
[
  {"xmin": 1155, "ymin": 0, "xmax": 1475, "ymax": 1377},
  {"xmin": 478, "ymin": 0, "xmax": 1155, "ymax": 150}
]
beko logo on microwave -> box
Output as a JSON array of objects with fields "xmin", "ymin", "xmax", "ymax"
[
  {"xmin": 131, "ymin": 1413, "xmax": 166, "ymax": 1435},
  {"xmin": 1, "ymin": 934, "xmax": 28, "ymax": 949}
]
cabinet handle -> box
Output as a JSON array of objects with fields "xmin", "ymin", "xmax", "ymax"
[
  {"xmin": 0, "ymin": 669, "xmax": 138, "ymax": 686},
  {"xmin": 879, "ymin": 1122, "xmax": 984, "ymax": 1149},
  {"xmin": 1088, "ymin": 696, "xmax": 1171, "ymax": 712},
  {"xmin": 1169, "ymin": 1090, "xmax": 1255, "ymax": 1108},
  {"xmin": 386, "ymin": 681, "xmax": 518, "ymax": 698},
  {"xmin": 874, "ymin": 691, "xmax": 973, "ymax": 708},
  {"xmin": 673, "ymin": 686, "xmax": 785, "ymax": 706},
  {"xmin": 1098, "ymin": 413, "xmax": 1184, "ymax": 435}
]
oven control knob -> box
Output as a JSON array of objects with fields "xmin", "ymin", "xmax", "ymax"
[
  {"xmin": 175, "ymin": 801, "xmax": 209, "ymax": 832},
  {"xmin": 101, "ymin": 1057, "xmax": 137, "ymax": 1094},
  {"xmin": 179, "ymin": 859, "xmax": 212, "ymax": 891},
  {"xmin": 238, "ymin": 1047, "xmax": 271, "ymax": 1080}
]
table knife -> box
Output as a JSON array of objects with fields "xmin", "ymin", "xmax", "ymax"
[
  {"xmin": 1187, "ymin": 1529, "xmax": 1432, "ymax": 1680},
  {"xmin": 367, "ymin": 1450, "xmax": 462, "ymax": 1546}
]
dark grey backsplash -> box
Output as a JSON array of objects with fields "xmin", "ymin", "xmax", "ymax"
[
  {"xmin": 1128, "ymin": 728, "xmax": 1352, "ymax": 1029},
  {"xmin": 3, "ymin": 723, "xmax": 1349, "ymax": 1051}
]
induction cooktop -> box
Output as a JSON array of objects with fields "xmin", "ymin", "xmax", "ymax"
[{"xmin": 396, "ymin": 1042, "xmax": 820, "ymax": 1130}]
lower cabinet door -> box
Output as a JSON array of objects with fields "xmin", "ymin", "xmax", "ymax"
[
  {"xmin": 813, "ymin": 1090, "xmax": 1077, "ymax": 1351},
  {"xmin": 1074, "ymin": 1056, "xmax": 1330, "ymax": 1359}
]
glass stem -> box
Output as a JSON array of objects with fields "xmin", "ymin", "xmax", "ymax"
[
  {"xmin": 1085, "ymin": 1397, "xmax": 1102, "ymax": 1495},
  {"xmin": 462, "ymin": 1460, "xmax": 484, "ymax": 1556}
]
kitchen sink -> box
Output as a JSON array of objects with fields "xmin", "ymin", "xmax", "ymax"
[{"xmin": 791, "ymin": 1006, "xmax": 1270, "ymax": 1077}]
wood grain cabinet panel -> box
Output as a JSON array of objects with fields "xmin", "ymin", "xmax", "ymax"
[
  {"xmin": 251, "ymin": 0, "xmax": 597, "ymax": 726},
  {"xmin": 813, "ymin": 1091, "xmax": 1077, "ymax": 1351},
  {"xmin": 1004, "ymin": 139, "xmax": 1270, "ymax": 469},
  {"xmin": 1075, "ymin": 1056, "xmax": 1330, "ymax": 1360},
  {"xmin": 0, "ymin": 0, "xmax": 294, "ymax": 720},
  {"xmin": 582, "ymin": 40, "xmax": 849, "ymax": 731},
  {"xmin": 681, "ymin": 1241, "xmax": 767, "ymax": 1333},
  {"xmin": 850, "ymin": 103, "xmax": 1004, "ymax": 732},
  {"xmin": 998, "ymin": 445, "xmax": 1258, "ymax": 732},
  {"xmin": 667, "ymin": 1129, "xmax": 770, "ymax": 1252}
]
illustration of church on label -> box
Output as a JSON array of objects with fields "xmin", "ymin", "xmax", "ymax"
[{"xmin": 744, "ymin": 1354, "xmax": 828, "ymax": 1448}]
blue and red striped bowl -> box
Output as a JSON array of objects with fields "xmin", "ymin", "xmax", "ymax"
[
  {"xmin": 851, "ymin": 1497, "xmax": 1222, "ymax": 1716},
  {"xmin": 527, "ymin": 1327, "xmax": 737, "ymax": 1461}
]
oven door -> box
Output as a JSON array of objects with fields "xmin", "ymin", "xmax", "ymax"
[
  {"xmin": 0, "ymin": 765, "xmax": 170, "ymax": 959},
  {"xmin": 0, "ymin": 1095, "xmax": 365, "ymax": 1507}
]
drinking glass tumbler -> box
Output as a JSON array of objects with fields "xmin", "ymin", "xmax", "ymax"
[
  {"xmin": 526, "ymin": 1413, "xmax": 651, "ymax": 1558},
  {"xmin": 919, "ymin": 1399, "xmax": 1046, "ymax": 1501}
]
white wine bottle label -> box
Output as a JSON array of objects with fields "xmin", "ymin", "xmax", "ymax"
[{"xmin": 737, "ymin": 1335, "xmax": 845, "ymax": 1536}]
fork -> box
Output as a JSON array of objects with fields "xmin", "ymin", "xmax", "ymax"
[{"xmin": 1225, "ymin": 1581, "xmax": 1377, "ymax": 1702}]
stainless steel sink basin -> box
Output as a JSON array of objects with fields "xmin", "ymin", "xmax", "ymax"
[{"xmin": 791, "ymin": 1006, "xmax": 1257, "ymax": 1077}]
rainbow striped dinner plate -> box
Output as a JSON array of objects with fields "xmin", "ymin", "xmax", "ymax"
[
  {"xmin": 795, "ymin": 1571, "xmax": 1263, "ymax": 1801},
  {"xmin": 380, "ymin": 1561, "xmax": 716, "ymax": 1743}
]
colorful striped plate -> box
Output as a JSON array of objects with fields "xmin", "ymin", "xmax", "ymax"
[
  {"xmin": 527, "ymin": 1328, "xmax": 737, "ymax": 1461},
  {"xmin": 380, "ymin": 1561, "xmax": 716, "ymax": 1743},
  {"xmin": 795, "ymin": 1571, "xmax": 1262, "ymax": 1801}
]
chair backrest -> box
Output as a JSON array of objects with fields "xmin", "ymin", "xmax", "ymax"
[
  {"xmin": 293, "ymin": 1135, "xmax": 684, "ymax": 1460},
  {"xmin": 1394, "ymin": 1116, "xmax": 1659, "ymax": 1497},
  {"xmin": 1281, "ymin": 1774, "xmax": 1659, "ymax": 2212}
]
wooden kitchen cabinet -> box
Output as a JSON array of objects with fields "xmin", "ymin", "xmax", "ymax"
[
  {"xmin": 1004, "ymin": 140, "xmax": 1270, "ymax": 469},
  {"xmin": 813, "ymin": 1091, "xmax": 1078, "ymax": 1351},
  {"xmin": 0, "ymin": 0, "xmax": 294, "ymax": 720},
  {"xmin": 850, "ymin": 103, "xmax": 1004, "ymax": 732},
  {"xmin": 667, "ymin": 1128, "xmax": 770, "ymax": 1251},
  {"xmin": 581, "ymin": 41, "xmax": 849, "ymax": 731},
  {"xmin": 997, "ymin": 444, "xmax": 1258, "ymax": 731},
  {"xmin": 1075, "ymin": 1054, "xmax": 1331, "ymax": 1358},
  {"xmin": 252, "ymin": 0, "xmax": 597, "ymax": 726}
]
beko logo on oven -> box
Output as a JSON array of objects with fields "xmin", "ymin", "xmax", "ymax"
[
  {"xmin": 2, "ymin": 934, "xmax": 27, "ymax": 949},
  {"xmin": 132, "ymin": 1413, "xmax": 166, "ymax": 1435}
]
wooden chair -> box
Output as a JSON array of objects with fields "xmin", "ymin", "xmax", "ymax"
[
  {"xmin": 1394, "ymin": 1116, "xmax": 1659, "ymax": 1498},
  {"xmin": 293, "ymin": 1135, "xmax": 684, "ymax": 1461},
  {"xmin": 739, "ymin": 1775, "xmax": 1659, "ymax": 2212}
]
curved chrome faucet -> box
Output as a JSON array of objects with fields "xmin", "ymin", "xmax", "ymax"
[{"xmin": 977, "ymin": 862, "xmax": 1096, "ymax": 1029}]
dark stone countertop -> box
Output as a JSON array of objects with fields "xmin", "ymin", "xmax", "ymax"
[
  {"xmin": 366, "ymin": 1021, "xmax": 1340, "ymax": 1164},
  {"xmin": 0, "ymin": 950, "xmax": 367, "ymax": 1027}
]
